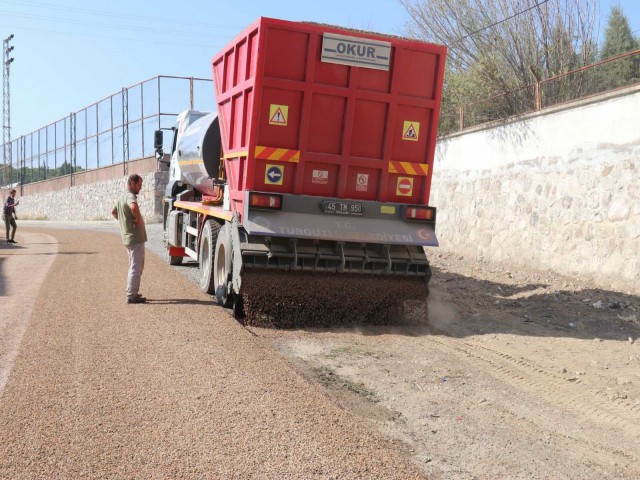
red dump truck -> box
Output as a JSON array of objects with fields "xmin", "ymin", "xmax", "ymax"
[{"xmin": 155, "ymin": 17, "xmax": 447, "ymax": 325}]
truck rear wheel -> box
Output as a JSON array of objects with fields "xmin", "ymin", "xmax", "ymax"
[
  {"xmin": 199, "ymin": 220, "xmax": 220, "ymax": 294},
  {"xmin": 214, "ymin": 223, "xmax": 233, "ymax": 307}
]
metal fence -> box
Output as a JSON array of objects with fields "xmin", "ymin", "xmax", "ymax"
[
  {"xmin": 439, "ymin": 49, "xmax": 640, "ymax": 136},
  {"xmin": 1, "ymin": 75, "xmax": 215, "ymax": 187},
  {"xmin": 3, "ymin": 51, "xmax": 639, "ymax": 186}
]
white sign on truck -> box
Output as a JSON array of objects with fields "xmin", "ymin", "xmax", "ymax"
[{"xmin": 321, "ymin": 33, "xmax": 391, "ymax": 71}]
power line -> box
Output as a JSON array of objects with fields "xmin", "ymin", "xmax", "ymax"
[
  {"xmin": 0, "ymin": 23, "xmax": 224, "ymax": 49},
  {"xmin": 1, "ymin": 0, "xmax": 242, "ymax": 31},
  {"xmin": 0, "ymin": 10, "xmax": 236, "ymax": 41},
  {"xmin": 3, "ymin": 34, "xmax": 15, "ymax": 187},
  {"xmin": 457, "ymin": 0, "xmax": 552, "ymax": 42}
]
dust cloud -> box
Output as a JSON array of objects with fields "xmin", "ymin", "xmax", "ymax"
[{"xmin": 425, "ymin": 289, "xmax": 460, "ymax": 332}]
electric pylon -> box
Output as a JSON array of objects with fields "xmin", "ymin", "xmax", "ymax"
[{"xmin": 2, "ymin": 34, "xmax": 15, "ymax": 187}]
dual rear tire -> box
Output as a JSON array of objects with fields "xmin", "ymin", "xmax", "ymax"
[{"xmin": 199, "ymin": 220, "xmax": 233, "ymax": 307}]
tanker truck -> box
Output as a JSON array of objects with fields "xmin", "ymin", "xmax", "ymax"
[{"xmin": 155, "ymin": 17, "xmax": 446, "ymax": 326}]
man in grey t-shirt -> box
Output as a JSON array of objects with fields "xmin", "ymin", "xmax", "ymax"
[{"xmin": 111, "ymin": 174, "xmax": 148, "ymax": 304}]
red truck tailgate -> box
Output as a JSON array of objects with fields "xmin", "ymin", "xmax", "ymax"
[{"xmin": 212, "ymin": 17, "xmax": 446, "ymax": 216}]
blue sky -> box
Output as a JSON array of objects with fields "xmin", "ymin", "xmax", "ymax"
[{"xmin": 1, "ymin": 0, "xmax": 639, "ymax": 137}]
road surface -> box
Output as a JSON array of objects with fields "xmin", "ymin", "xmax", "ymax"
[{"xmin": 0, "ymin": 225, "xmax": 425, "ymax": 479}]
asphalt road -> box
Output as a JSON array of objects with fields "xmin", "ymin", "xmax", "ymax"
[{"xmin": 0, "ymin": 224, "xmax": 425, "ymax": 479}]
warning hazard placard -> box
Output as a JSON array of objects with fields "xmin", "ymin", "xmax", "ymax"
[
  {"xmin": 269, "ymin": 104, "xmax": 288, "ymax": 126},
  {"xmin": 396, "ymin": 176, "xmax": 414, "ymax": 197},
  {"xmin": 402, "ymin": 121, "xmax": 420, "ymax": 142}
]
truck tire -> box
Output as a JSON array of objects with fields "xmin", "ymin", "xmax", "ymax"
[
  {"xmin": 213, "ymin": 223, "xmax": 233, "ymax": 307},
  {"xmin": 199, "ymin": 220, "xmax": 220, "ymax": 294}
]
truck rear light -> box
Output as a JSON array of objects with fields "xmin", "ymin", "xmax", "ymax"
[
  {"xmin": 405, "ymin": 206, "xmax": 436, "ymax": 222},
  {"xmin": 249, "ymin": 192, "xmax": 282, "ymax": 210}
]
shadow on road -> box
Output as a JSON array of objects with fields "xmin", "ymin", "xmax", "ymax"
[
  {"xmin": 411, "ymin": 268, "xmax": 636, "ymax": 342},
  {"xmin": 289, "ymin": 267, "xmax": 640, "ymax": 344},
  {"xmin": 145, "ymin": 299, "xmax": 217, "ymax": 306}
]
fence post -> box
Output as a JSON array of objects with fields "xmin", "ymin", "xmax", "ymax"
[
  {"xmin": 122, "ymin": 87, "xmax": 129, "ymax": 176},
  {"xmin": 19, "ymin": 136, "xmax": 24, "ymax": 195},
  {"xmin": 534, "ymin": 81, "xmax": 541, "ymax": 111},
  {"xmin": 70, "ymin": 112, "xmax": 76, "ymax": 187},
  {"xmin": 458, "ymin": 106, "xmax": 464, "ymax": 131}
]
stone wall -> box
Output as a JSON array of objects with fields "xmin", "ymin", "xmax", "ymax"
[
  {"xmin": 431, "ymin": 85, "xmax": 640, "ymax": 295},
  {"xmin": 14, "ymin": 172, "xmax": 168, "ymax": 223}
]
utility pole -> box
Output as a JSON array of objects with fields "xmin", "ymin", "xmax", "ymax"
[{"xmin": 3, "ymin": 34, "xmax": 15, "ymax": 188}]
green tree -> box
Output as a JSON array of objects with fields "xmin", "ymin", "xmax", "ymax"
[
  {"xmin": 11, "ymin": 161, "xmax": 85, "ymax": 185},
  {"xmin": 400, "ymin": 0, "xmax": 599, "ymax": 127},
  {"xmin": 599, "ymin": 4, "xmax": 638, "ymax": 89}
]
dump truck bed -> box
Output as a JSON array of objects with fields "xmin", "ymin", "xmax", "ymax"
[{"xmin": 212, "ymin": 17, "xmax": 447, "ymax": 220}]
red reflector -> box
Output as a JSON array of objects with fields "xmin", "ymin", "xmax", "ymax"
[
  {"xmin": 406, "ymin": 206, "xmax": 435, "ymax": 221},
  {"xmin": 249, "ymin": 193, "xmax": 282, "ymax": 210},
  {"xmin": 168, "ymin": 246, "xmax": 186, "ymax": 257}
]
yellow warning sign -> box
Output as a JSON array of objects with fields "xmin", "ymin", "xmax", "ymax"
[
  {"xmin": 402, "ymin": 121, "xmax": 420, "ymax": 141},
  {"xmin": 269, "ymin": 104, "xmax": 288, "ymax": 126},
  {"xmin": 265, "ymin": 164, "xmax": 284, "ymax": 185},
  {"xmin": 396, "ymin": 176, "xmax": 414, "ymax": 197}
]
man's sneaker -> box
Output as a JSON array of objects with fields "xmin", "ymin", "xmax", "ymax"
[
  {"xmin": 9, "ymin": 240, "xmax": 16, "ymax": 244},
  {"xmin": 127, "ymin": 296, "xmax": 147, "ymax": 304}
]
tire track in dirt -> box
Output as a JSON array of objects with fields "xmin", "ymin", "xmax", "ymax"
[
  {"xmin": 423, "ymin": 335, "xmax": 640, "ymax": 446},
  {"xmin": 469, "ymin": 341, "xmax": 640, "ymax": 417}
]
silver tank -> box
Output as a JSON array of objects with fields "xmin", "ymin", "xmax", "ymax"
[{"xmin": 171, "ymin": 110, "xmax": 222, "ymax": 197}]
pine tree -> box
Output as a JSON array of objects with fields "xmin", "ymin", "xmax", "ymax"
[{"xmin": 599, "ymin": 5, "xmax": 638, "ymax": 89}]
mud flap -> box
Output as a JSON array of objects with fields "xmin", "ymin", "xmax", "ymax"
[{"xmin": 230, "ymin": 214, "xmax": 244, "ymax": 296}]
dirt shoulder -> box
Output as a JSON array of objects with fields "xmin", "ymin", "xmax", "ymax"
[{"xmin": 256, "ymin": 251, "xmax": 640, "ymax": 479}]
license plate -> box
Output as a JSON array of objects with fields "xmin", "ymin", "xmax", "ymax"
[{"xmin": 321, "ymin": 200, "xmax": 364, "ymax": 216}]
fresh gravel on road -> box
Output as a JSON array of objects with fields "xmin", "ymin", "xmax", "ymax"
[{"xmin": 0, "ymin": 226, "xmax": 426, "ymax": 479}]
